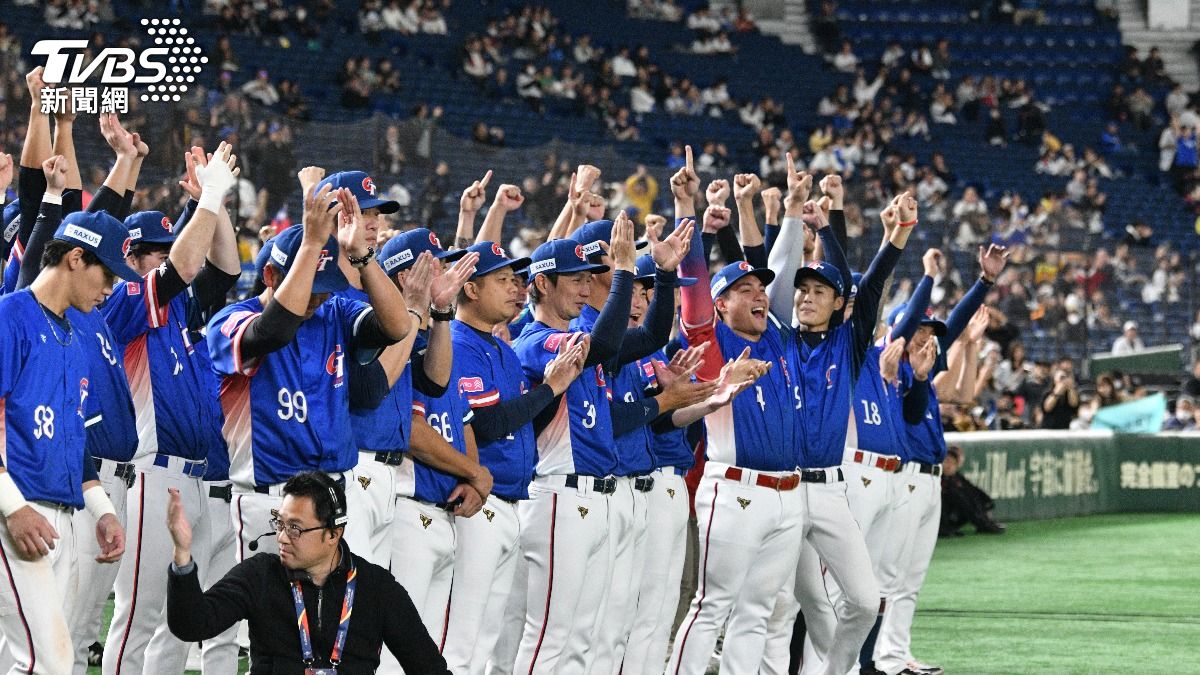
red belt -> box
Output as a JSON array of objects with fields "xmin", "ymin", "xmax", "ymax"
[
  {"xmin": 724, "ymin": 467, "xmax": 800, "ymax": 491},
  {"xmin": 853, "ymin": 451, "xmax": 902, "ymax": 473}
]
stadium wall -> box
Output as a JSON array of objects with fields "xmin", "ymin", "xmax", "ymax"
[{"xmin": 949, "ymin": 430, "xmax": 1200, "ymax": 520}]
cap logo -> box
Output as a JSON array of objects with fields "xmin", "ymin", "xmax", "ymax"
[
  {"xmin": 161, "ymin": 216, "xmax": 173, "ymax": 233},
  {"xmin": 574, "ymin": 245, "xmax": 586, "ymax": 261},
  {"xmin": 383, "ymin": 248, "xmax": 413, "ymax": 273},
  {"xmin": 581, "ymin": 241, "xmax": 603, "ymax": 256},
  {"xmin": 270, "ymin": 246, "xmax": 289, "ymax": 268},
  {"xmin": 491, "ymin": 242, "xmax": 504, "ymax": 256},
  {"xmin": 429, "ymin": 231, "xmax": 440, "ymax": 247},
  {"xmin": 121, "ymin": 237, "xmax": 132, "ymax": 256},
  {"xmin": 738, "ymin": 261, "xmax": 751, "ymax": 272},
  {"xmin": 129, "ymin": 227, "xmax": 142, "ymax": 241},
  {"xmin": 806, "ymin": 261, "xmax": 823, "ymax": 269},
  {"xmin": 362, "ymin": 176, "xmax": 377, "ymax": 196},
  {"xmin": 63, "ymin": 224, "xmax": 102, "ymax": 248},
  {"xmin": 529, "ymin": 259, "xmax": 556, "ymax": 274},
  {"xmin": 711, "ymin": 276, "xmax": 730, "ymax": 296}
]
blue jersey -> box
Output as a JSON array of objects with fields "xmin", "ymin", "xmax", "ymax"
[
  {"xmin": 343, "ymin": 288, "xmax": 413, "ymax": 455},
  {"xmin": 411, "ymin": 332, "xmax": 474, "ymax": 503},
  {"xmin": 685, "ymin": 318, "xmax": 801, "ymax": 472},
  {"xmin": 207, "ymin": 295, "xmax": 377, "ymax": 489},
  {"xmin": 0, "ymin": 291, "xmax": 90, "ymax": 508},
  {"xmin": 635, "ymin": 350, "xmax": 694, "ymax": 472},
  {"xmin": 73, "ymin": 308, "xmax": 138, "ymax": 463},
  {"xmin": 900, "ymin": 362, "xmax": 946, "ymax": 464},
  {"xmin": 508, "ymin": 305, "xmax": 534, "ymax": 340},
  {"xmin": 849, "ymin": 344, "xmax": 903, "ymax": 458},
  {"xmin": 513, "ymin": 321, "xmax": 616, "ymax": 477},
  {"xmin": 101, "ymin": 272, "xmax": 226, "ymax": 461},
  {"xmin": 612, "ymin": 359, "xmax": 655, "ymax": 477},
  {"xmin": 795, "ymin": 323, "xmax": 858, "ymax": 468},
  {"xmin": 451, "ymin": 320, "xmax": 537, "ymax": 500}
]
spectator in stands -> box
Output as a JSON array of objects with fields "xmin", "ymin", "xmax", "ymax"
[
  {"xmin": 986, "ymin": 108, "xmax": 1007, "ymax": 147},
  {"xmin": 623, "ymin": 165, "xmax": 658, "ymax": 223},
  {"xmin": 463, "ymin": 37, "xmax": 494, "ymax": 84},
  {"xmin": 992, "ymin": 341, "xmax": 1029, "ymax": 394},
  {"xmin": 1159, "ymin": 116, "xmax": 1180, "ymax": 173},
  {"xmin": 471, "ymin": 122, "xmax": 505, "ymax": 147},
  {"xmin": 609, "ymin": 107, "xmax": 639, "ymax": 141},
  {"xmin": 940, "ymin": 446, "xmax": 1005, "ymax": 536},
  {"xmin": 1182, "ymin": 360, "xmax": 1200, "ymax": 397},
  {"xmin": 277, "ymin": 80, "xmax": 310, "ymax": 120},
  {"xmin": 382, "ymin": 0, "xmax": 420, "ymax": 33},
  {"xmin": 610, "ymin": 47, "xmax": 637, "ymax": 78},
  {"xmin": 1171, "ymin": 125, "xmax": 1198, "ymax": 192},
  {"xmin": 241, "ymin": 69, "xmax": 280, "ymax": 107},
  {"xmin": 1041, "ymin": 363, "xmax": 1080, "ymax": 429},
  {"xmin": 420, "ymin": 2, "xmax": 448, "ymax": 34},
  {"xmin": 1112, "ymin": 320, "xmax": 1145, "ymax": 354},
  {"xmin": 832, "ymin": 40, "xmax": 858, "ymax": 74},
  {"xmin": 1143, "ymin": 47, "xmax": 1168, "ymax": 85},
  {"xmin": 953, "ymin": 186, "xmax": 989, "ymax": 245},
  {"xmin": 686, "ymin": 6, "xmax": 721, "ymax": 34},
  {"xmin": 1165, "ymin": 395, "xmax": 1195, "ymax": 430},
  {"xmin": 1122, "ymin": 220, "xmax": 1155, "ymax": 248}
]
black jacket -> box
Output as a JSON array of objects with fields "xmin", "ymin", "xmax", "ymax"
[{"xmin": 167, "ymin": 541, "xmax": 450, "ymax": 674}]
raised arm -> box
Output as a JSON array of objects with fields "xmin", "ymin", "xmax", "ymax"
[
  {"xmin": 674, "ymin": 145, "xmax": 712, "ymax": 331},
  {"xmin": 15, "ymin": 155, "xmax": 66, "ymax": 290},
  {"xmin": 454, "ymin": 170, "xmax": 491, "ymax": 248},
  {"xmin": 16, "ymin": 68, "xmax": 52, "ymax": 251},
  {"xmin": 478, "ymin": 183, "xmax": 523, "ymax": 245},
  {"xmin": 766, "ymin": 155, "xmax": 811, "ymax": 324},
  {"xmin": 734, "ymin": 173, "xmax": 766, "ymax": 269},
  {"xmin": 615, "ymin": 220, "xmax": 694, "ymax": 364},
  {"xmin": 338, "ymin": 189, "xmax": 410, "ymax": 343},
  {"xmin": 584, "ymin": 211, "xmax": 637, "ymax": 365},
  {"xmin": 941, "ymin": 244, "xmax": 1008, "ymax": 349},
  {"xmin": 889, "ymin": 249, "xmax": 938, "ymax": 343}
]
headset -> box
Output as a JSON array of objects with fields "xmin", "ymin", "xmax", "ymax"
[{"xmin": 247, "ymin": 472, "xmax": 348, "ymax": 551}]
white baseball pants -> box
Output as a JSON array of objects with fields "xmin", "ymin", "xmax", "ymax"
[
  {"xmin": 69, "ymin": 463, "xmax": 130, "ymax": 675},
  {"xmin": 667, "ymin": 463, "xmax": 805, "ymax": 675},
  {"xmin": 586, "ymin": 477, "xmax": 650, "ymax": 675},
  {"xmin": 623, "ymin": 469, "xmax": 689, "ymax": 675}
]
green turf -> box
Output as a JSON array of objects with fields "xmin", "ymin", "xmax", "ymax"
[
  {"xmin": 910, "ymin": 513, "xmax": 1200, "ymax": 674},
  {"xmin": 85, "ymin": 513, "xmax": 1199, "ymax": 674}
]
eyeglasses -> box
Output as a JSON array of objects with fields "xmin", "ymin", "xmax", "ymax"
[{"xmin": 269, "ymin": 516, "xmax": 326, "ymax": 540}]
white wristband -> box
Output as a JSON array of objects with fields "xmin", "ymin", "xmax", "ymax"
[
  {"xmin": 84, "ymin": 485, "xmax": 117, "ymax": 520},
  {"xmin": 42, "ymin": 192, "xmax": 63, "ymax": 206},
  {"xmin": 197, "ymin": 187, "xmax": 225, "ymax": 215},
  {"xmin": 0, "ymin": 473, "xmax": 29, "ymax": 518}
]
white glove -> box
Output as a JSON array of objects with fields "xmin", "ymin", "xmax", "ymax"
[{"xmin": 195, "ymin": 145, "xmax": 238, "ymax": 212}]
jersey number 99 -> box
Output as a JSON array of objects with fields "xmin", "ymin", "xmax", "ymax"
[{"xmin": 277, "ymin": 388, "xmax": 308, "ymax": 423}]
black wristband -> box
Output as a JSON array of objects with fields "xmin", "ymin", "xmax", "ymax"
[{"xmin": 430, "ymin": 306, "xmax": 455, "ymax": 322}]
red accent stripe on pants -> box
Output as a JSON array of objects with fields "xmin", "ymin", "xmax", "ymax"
[
  {"xmin": 672, "ymin": 482, "xmax": 719, "ymax": 675},
  {"xmin": 527, "ymin": 492, "xmax": 558, "ymax": 674},
  {"xmin": 113, "ymin": 473, "xmax": 146, "ymax": 674}
]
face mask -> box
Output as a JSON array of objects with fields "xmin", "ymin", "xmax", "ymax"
[{"xmin": 1178, "ymin": 410, "xmax": 1193, "ymax": 421}]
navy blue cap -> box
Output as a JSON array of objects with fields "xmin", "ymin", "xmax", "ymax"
[
  {"xmin": 468, "ymin": 241, "xmax": 531, "ymax": 279},
  {"xmin": 317, "ymin": 171, "xmax": 399, "ymax": 214},
  {"xmin": 125, "ymin": 211, "xmax": 177, "ymax": 245},
  {"xmin": 265, "ymin": 225, "xmax": 348, "ymax": 293},
  {"xmin": 53, "ymin": 211, "xmax": 142, "ymax": 282},
  {"xmin": 710, "ymin": 261, "xmax": 775, "ymax": 300},
  {"xmin": 528, "ymin": 239, "xmax": 609, "ymax": 278},
  {"xmin": 378, "ymin": 228, "xmax": 466, "ymax": 276},
  {"xmin": 793, "ymin": 261, "xmax": 845, "ymax": 296},
  {"xmin": 569, "ymin": 219, "xmax": 649, "ymax": 259},
  {"xmin": 635, "ymin": 254, "xmax": 697, "ymax": 287},
  {"xmin": 254, "ymin": 240, "xmax": 274, "ymax": 274},
  {"xmin": 887, "ymin": 302, "xmax": 947, "ymax": 336},
  {"xmin": 850, "ymin": 272, "xmax": 863, "ymax": 298}
]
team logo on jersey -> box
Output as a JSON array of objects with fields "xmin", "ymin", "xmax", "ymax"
[
  {"xmin": 362, "ymin": 176, "xmax": 377, "ymax": 196},
  {"xmin": 666, "ymin": 488, "xmax": 676, "ymax": 499},
  {"xmin": 594, "ymin": 365, "xmax": 606, "ymax": 387},
  {"xmin": 641, "ymin": 361, "xmax": 655, "ymax": 378},
  {"xmin": 127, "ymin": 282, "xmax": 142, "ymax": 296},
  {"xmin": 316, "ymin": 249, "xmax": 334, "ymax": 272},
  {"xmin": 577, "ymin": 506, "xmax": 589, "ymax": 519},
  {"xmin": 483, "ymin": 509, "xmax": 495, "ymax": 522},
  {"xmin": 824, "ymin": 364, "xmax": 838, "ymax": 390},
  {"xmin": 357, "ymin": 476, "xmax": 371, "ymax": 490},
  {"xmin": 160, "ymin": 216, "xmax": 173, "ymax": 233},
  {"xmin": 543, "ymin": 332, "xmax": 566, "ymax": 353},
  {"xmin": 491, "ymin": 242, "xmax": 505, "ymax": 257},
  {"xmin": 326, "ymin": 344, "xmax": 345, "ymax": 387},
  {"xmin": 459, "ymin": 376, "xmax": 485, "ymax": 395},
  {"xmin": 861, "ymin": 477, "xmax": 872, "ymax": 487},
  {"xmin": 736, "ymin": 497, "xmax": 751, "ymax": 510},
  {"xmin": 77, "ymin": 377, "xmax": 90, "ymax": 418},
  {"xmin": 419, "ymin": 514, "xmax": 432, "ymax": 529},
  {"xmin": 738, "ymin": 261, "xmax": 751, "ymax": 272}
]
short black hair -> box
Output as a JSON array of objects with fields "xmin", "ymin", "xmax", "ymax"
[
  {"xmin": 42, "ymin": 239, "xmax": 104, "ymax": 271},
  {"xmin": 282, "ymin": 472, "xmax": 346, "ymax": 530},
  {"xmin": 527, "ymin": 272, "xmax": 559, "ymax": 305},
  {"xmin": 127, "ymin": 241, "xmax": 172, "ymax": 260}
]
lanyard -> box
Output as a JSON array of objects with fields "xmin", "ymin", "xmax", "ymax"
[{"xmin": 290, "ymin": 556, "xmax": 357, "ymax": 668}]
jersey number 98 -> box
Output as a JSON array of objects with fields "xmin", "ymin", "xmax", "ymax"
[{"xmin": 33, "ymin": 405, "xmax": 55, "ymax": 439}]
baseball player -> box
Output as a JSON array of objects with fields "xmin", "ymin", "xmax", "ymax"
[
  {"xmin": 8, "ymin": 150, "xmax": 142, "ymax": 675},
  {"xmin": 101, "ymin": 142, "xmax": 241, "ymax": 675},
  {"xmin": 440, "ymin": 240, "xmax": 594, "ymax": 675},
  {"xmin": 666, "ymin": 144, "xmax": 806, "ymax": 674},
  {"xmin": 873, "ymin": 245, "xmax": 1008, "ymax": 675},
  {"xmin": 509, "ymin": 215, "xmax": 638, "ymax": 675},
  {"xmin": 0, "ymin": 209, "xmax": 133, "ymax": 675},
  {"xmin": 206, "ymin": 179, "xmax": 410, "ymax": 563}
]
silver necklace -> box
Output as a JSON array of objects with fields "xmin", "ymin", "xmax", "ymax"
[{"xmin": 34, "ymin": 295, "xmax": 73, "ymax": 347}]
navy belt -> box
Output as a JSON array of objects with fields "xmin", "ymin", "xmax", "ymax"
[
  {"xmin": 633, "ymin": 476, "xmax": 655, "ymax": 492},
  {"xmin": 565, "ymin": 474, "xmax": 616, "ymax": 494},
  {"xmin": 374, "ymin": 452, "xmax": 406, "ymax": 466},
  {"xmin": 493, "ymin": 495, "xmax": 520, "ymax": 504},
  {"xmin": 800, "ymin": 468, "xmax": 844, "ymax": 483},
  {"xmin": 153, "ymin": 453, "xmax": 208, "ymax": 478}
]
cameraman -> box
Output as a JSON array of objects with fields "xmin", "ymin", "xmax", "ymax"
[
  {"xmin": 165, "ymin": 472, "xmax": 450, "ymax": 674},
  {"xmin": 1040, "ymin": 363, "xmax": 1080, "ymax": 429}
]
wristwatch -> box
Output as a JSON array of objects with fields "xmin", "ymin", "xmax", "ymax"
[
  {"xmin": 430, "ymin": 304, "xmax": 455, "ymax": 322},
  {"xmin": 348, "ymin": 247, "xmax": 375, "ymax": 268}
]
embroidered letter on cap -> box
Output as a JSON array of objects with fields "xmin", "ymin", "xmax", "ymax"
[{"xmin": 63, "ymin": 224, "xmax": 102, "ymax": 247}]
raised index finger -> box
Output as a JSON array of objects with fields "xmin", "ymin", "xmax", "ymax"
[
  {"xmin": 685, "ymin": 144, "xmax": 694, "ymax": 172},
  {"xmin": 479, "ymin": 169, "xmax": 493, "ymax": 190}
]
